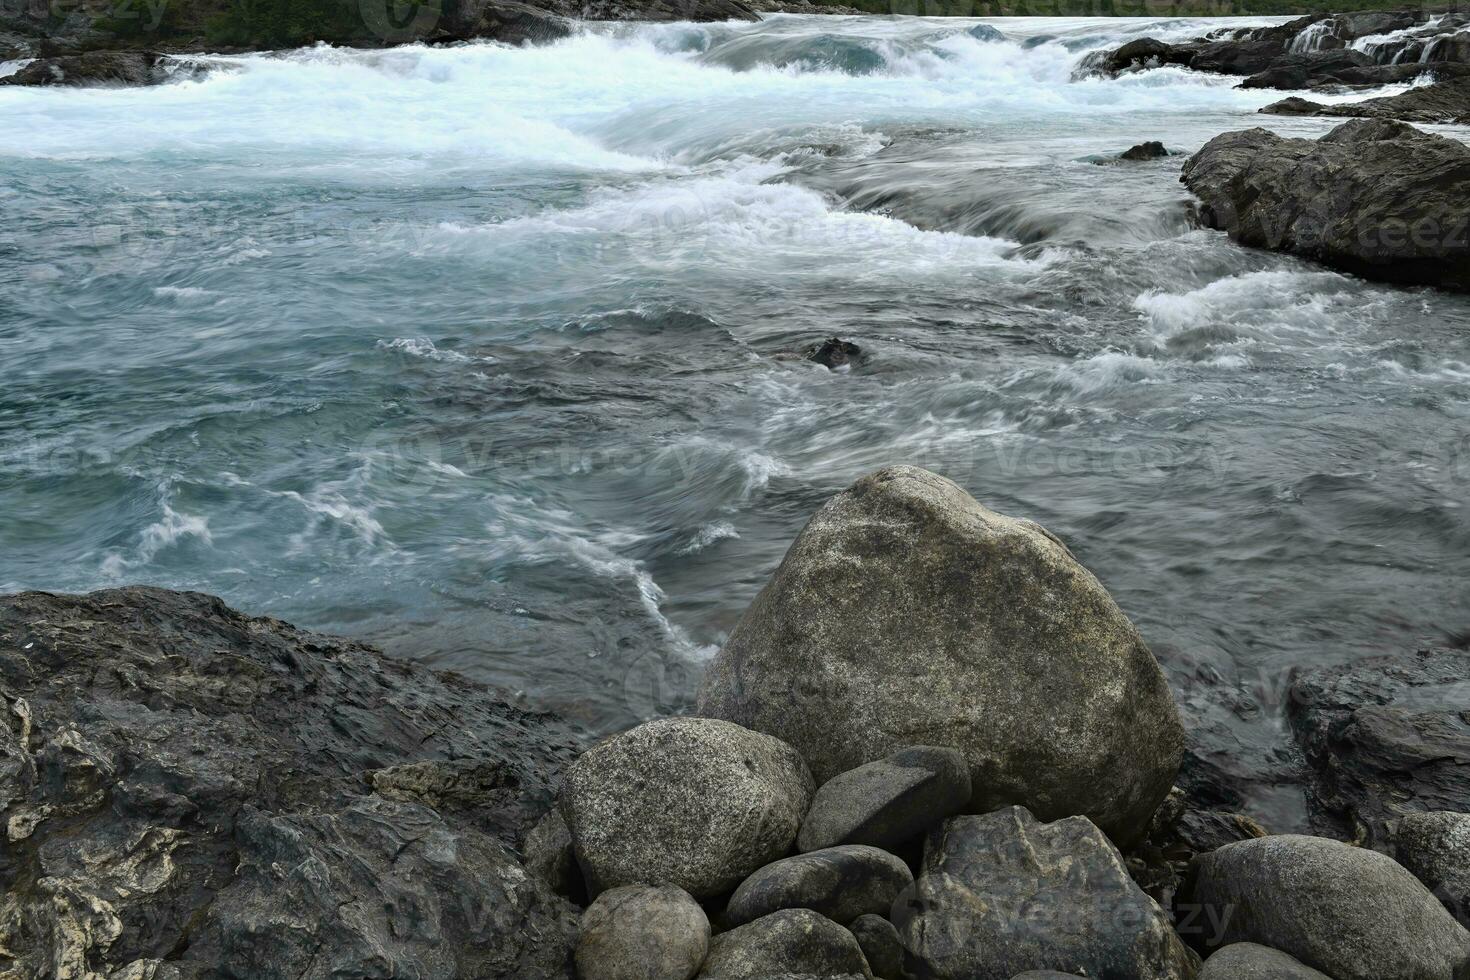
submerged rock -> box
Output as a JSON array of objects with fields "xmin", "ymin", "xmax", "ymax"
[
  {"xmin": 797, "ymin": 745, "xmax": 971, "ymax": 853},
  {"xmin": 698, "ymin": 909, "xmax": 872, "ymax": 980},
  {"xmin": 1396, "ymin": 811, "xmax": 1470, "ymax": 927},
  {"xmin": 725, "ymin": 845, "xmax": 913, "ymax": 926},
  {"xmin": 803, "ymin": 337, "xmax": 864, "ymax": 370},
  {"xmin": 1198, "ymin": 943, "xmax": 1332, "ymax": 980},
  {"xmin": 1119, "ymin": 140, "xmax": 1171, "ymax": 161},
  {"xmin": 1287, "ymin": 645, "xmax": 1470, "ymax": 844},
  {"xmin": 1181, "ymin": 119, "xmax": 1470, "ymax": 293},
  {"xmin": 576, "ymin": 884, "xmax": 710, "ymax": 980},
  {"xmin": 0, "ymin": 587, "xmax": 582, "ymax": 979},
  {"xmin": 559, "ymin": 716, "xmax": 814, "ymax": 897},
  {"xmin": 697, "ymin": 465, "xmax": 1183, "ymax": 848},
  {"xmin": 895, "ymin": 806, "xmax": 1197, "ymax": 980},
  {"xmin": 1188, "ymin": 834, "xmax": 1470, "ymax": 980}
]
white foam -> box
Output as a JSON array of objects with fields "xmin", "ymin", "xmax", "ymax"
[
  {"xmin": 377, "ymin": 337, "xmax": 471, "ymax": 363},
  {"xmin": 677, "ymin": 521, "xmax": 740, "ymax": 555},
  {"xmin": 100, "ymin": 487, "xmax": 213, "ymax": 577}
]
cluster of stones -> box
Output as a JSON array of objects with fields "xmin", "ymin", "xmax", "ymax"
[{"xmin": 527, "ymin": 466, "xmax": 1470, "ymax": 980}]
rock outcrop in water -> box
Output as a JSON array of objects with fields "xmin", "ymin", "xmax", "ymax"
[
  {"xmin": 1088, "ymin": 9, "xmax": 1470, "ymax": 121},
  {"xmin": 1262, "ymin": 75, "xmax": 1470, "ymax": 126},
  {"xmin": 1287, "ymin": 644, "xmax": 1470, "ymax": 847},
  {"xmin": 1092, "ymin": 10, "xmax": 1470, "ymax": 85},
  {"xmin": 697, "ymin": 464, "xmax": 1184, "ymax": 848},
  {"xmin": 0, "ymin": 587, "xmax": 584, "ymax": 978},
  {"xmin": 1181, "ymin": 119, "xmax": 1470, "ymax": 292}
]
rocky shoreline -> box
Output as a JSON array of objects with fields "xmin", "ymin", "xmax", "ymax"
[{"xmin": 5, "ymin": 465, "xmax": 1469, "ymax": 978}]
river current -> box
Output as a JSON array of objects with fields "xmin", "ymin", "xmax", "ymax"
[{"xmin": 3, "ymin": 14, "xmax": 1469, "ymax": 827}]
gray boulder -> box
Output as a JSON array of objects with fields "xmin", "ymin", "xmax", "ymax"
[
  {"xmin": 698, "ymin": 909, "xmax": 872, "ymax": 979},
  {"xmin": 895, "ymin": 806, "xmax": 1197, "ymax": 980},
  {"xmin": 1199, "ymin": 943, "xmax": 1332, "ymax": 980},
  {"xmin": 1181, "ymin": 119, "xmax": 1470, "ymax": 293},
  {"xmin": 726, "ymin": 845, "xmax": 913, "ymax": 927},
  {"xmin": 1188, "ymin": 834, "xmax": 1470, "ymax": 980},
  {"xmin": 1287, "ymin": 646, "xmax": 1470, "ymax": 845},
  {"xmin": 576, "ymin": 884, "xmax": 710, "ymax": 980},
  {"xmin": 1396, "ymin": 812, "xmax": 1470, "ymax": 927},
  {"xmin": 848, "ymin": 915, "xmax": 903, "ymax": 980},
  {"xmin": 0, "ymin": 587, "xmax": 582, "ymax": 979},
  {"xmin": 1011, "ymin": 974, "xmax": 1088, "ymax": 980},
  {"xmin": 697, "ymin": 465, "xmax": 1183, "ymax": 848},
  {"xmin": 559, "ymin": 717, "xmax": 814, "ymax": 898},
  {"xmin": 797, "ymin": 745, "xmax": 970, "ymax": 853}
]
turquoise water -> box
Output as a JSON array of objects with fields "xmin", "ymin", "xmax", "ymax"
[{"xmin": 3, "ymin": 16, "xmax": 1469, "ymax": 821}]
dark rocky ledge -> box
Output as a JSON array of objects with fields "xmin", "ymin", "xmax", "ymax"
[
  {"xmin": 1085, "ymin": 10, "xmax": 1470, "ymax": 127},
  {"xmin": 1181, "ymin": 118, "xmax": 1470, "ymax": 292},
  {"xmin": 0, "ymin": 586, "xmax": 585, "ymax": 978},
  {"xmin": 1261, "ymin": 74, "xmax": 1470, "ymax": 127}
]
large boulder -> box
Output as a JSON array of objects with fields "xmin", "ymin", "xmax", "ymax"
[
  {"xmin": 725, "ymin": 845, "xmax": 913, "ymax": 927},
  {"xmin": 1199, "ymin": 943, "xmax": 1332, "ymax": 980},
  {"xmin": 797, "ymin": 745, "xmax": 970, "ymax": 853},
  {"xmin": 696, "ymin": 465, "xmax": 1183, "ymax": 848},
  {"xmin": 559, "ymin": 717, "xmax": 814, "ymax": 898},
  {"xmin": 1396, "ymin": 812, "xmax": 1470, "ymax": 927},
  {"xmin": 1287, "ymin": 646, "xmax": 1470, "ymax": 844},
  {"xmin": 1187, "ymin": 835, "xmax": 1470, "ymax": 980},
  {"xmin": 894, "ymin": 806, "xmax": 1198, "ymax": 980},
  {"xmin": 0, "ymin": 587, "xmax": 582, "ymax": 979},
  {"xmin": 576, "ymin": 884, "xmax": 710, "ymax": 980},
  {"xmin": 1181, "ymin": 119, "xmax": 1470, "ymax": 293},
  {"xmin": 697, "ymin": 909, "xmax": 872, "ymax": 980}
]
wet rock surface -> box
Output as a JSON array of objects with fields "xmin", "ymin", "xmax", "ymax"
[
  {"xmin": 895, "ymin": 806, "xmax": 1198, "ymax": 980},
  {"xmin": 0, "ymin": 586, "xmax": 583, "ymax": 979},
  {"xmin": 1181, "ymin": 119, "xmax": 1470, "ymax": 293},
  {"xmin": 1287, "ymin": 645, "xmax": 1470, "ymax": 845}
]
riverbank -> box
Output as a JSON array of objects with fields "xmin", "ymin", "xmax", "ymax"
[{"xmin": 4, "ymin": 467, "xmax": 1468, "ymax": 977}]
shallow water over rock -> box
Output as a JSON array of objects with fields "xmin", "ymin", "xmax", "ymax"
[{"xmin": 2, "ymin": 14, "xmax": 1469, "ymax": 832}]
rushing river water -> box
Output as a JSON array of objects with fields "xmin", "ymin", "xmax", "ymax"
[{"xmin": 3, "ymin": 14, "xmax": 1469, "ymax": 827}]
